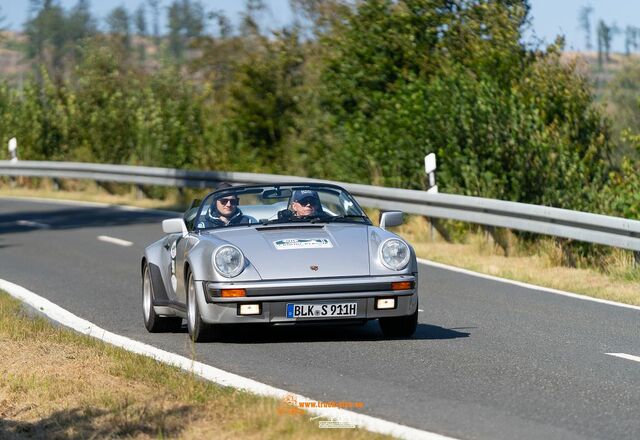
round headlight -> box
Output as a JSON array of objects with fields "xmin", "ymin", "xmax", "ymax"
[
  {"xmin": 213, "ymin": 245, "xmax": 245, "ymax": 278},
  {"xmin": 379, "ymin": 238, "xmax": 410, "ymax": 271}
]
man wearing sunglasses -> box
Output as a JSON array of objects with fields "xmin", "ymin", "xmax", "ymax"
[
  {"xmin": 278, "ymin": 189, "xmax": 324, "ymax": 221},
  {"xmin": 206, "ymin": 183, "xmax": 253, "ymax": 227}
]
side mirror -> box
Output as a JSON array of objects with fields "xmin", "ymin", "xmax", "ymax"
[
  {"xmin": 162, "ymin": 218, "xmax": 188, "ymax": 236},
  {"xmin": 379, "ymin": 211, "xmax": 403, "ymax": 230}
]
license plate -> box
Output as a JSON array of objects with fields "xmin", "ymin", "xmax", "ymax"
[{"xmin": 286, "ymin": 302, "xmax": 357, "ymax": 319}]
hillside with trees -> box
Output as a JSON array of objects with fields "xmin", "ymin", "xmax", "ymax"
[{"xmin": 0, "ymin": 0, "xmax": 638, "ymax": 220}]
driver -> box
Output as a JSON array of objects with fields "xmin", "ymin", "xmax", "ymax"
[
  {"xmin": 207, "ymin": 182, "xmax": 253, "ymax": 227},
  {"xmin": 278, "ymin": 189, "xmax": 324, "ymax": 220}
]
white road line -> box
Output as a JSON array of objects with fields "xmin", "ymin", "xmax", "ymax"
[
  {"xmin": 16, "ymin": 220, "xmax": 51, "ymax": 229},
  {"xmin": 606, "ymin": 353, "xmax": 640, "ymax": 364},
  {"xmin": 0, "ymin": 195, "xmax": 179, "ymax": 216},
  {"xmin": 418, "ymin": 258, "xmax": 640, "ymax": 312},
  {"xmin": 97, "ymin": 235, "xmax": 133, "ymax": 247},
  {"xmin": 0, "ymin": 278, "xmax": 457, "ymax": 440}
]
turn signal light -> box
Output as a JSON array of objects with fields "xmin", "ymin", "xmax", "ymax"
[
  {"xmin": 221, "ymin": 289, "xmax": 246, "ymax": 297},
  {"xmin": 391, "ymin": 281, "xmax": 413, "ymax": 290}
]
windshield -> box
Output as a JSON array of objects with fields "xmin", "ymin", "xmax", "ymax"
[{"xmin": 194, "ymin": 184, "xmax": 371, "ymax": 230}]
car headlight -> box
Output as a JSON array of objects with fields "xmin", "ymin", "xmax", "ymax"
[
  {"xmin": 213, "ymin": 245, "xmax": 245, "ymax": 278},
  {"xmin": 379, "ymin": 238, "xmax": 410, "ymax": 271}
]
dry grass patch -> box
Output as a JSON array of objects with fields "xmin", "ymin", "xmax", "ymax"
[
  {"xmin": 390, "ymin": 215, "xmax": 640, "ymax": 306},
  {"xmin": 0, "ymin": 292, "xmax": 390, "ymax": 440}
]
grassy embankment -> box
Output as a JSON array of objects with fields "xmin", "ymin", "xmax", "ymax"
[
  {"xmin": 394, "ymin": 215, "xmax": 639, "ymax": 306},
  {"xmin": 0, "ymin": 291, "xmax": 389, "ymax": 439},
  {"xmin": 1, "ymin": 180, "xmax": 638, "ymax": 306}
]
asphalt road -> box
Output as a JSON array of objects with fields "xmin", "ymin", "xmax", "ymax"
[{"xmin": 1, "ymin": 197, "xmax": 639, "ymax": 440}]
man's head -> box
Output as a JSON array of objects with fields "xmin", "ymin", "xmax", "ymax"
[
  {"xmin": 291, "ymin": 190, "xmax": 320, "ymax": 217},
  {"xmin": 215, "ymin": 194, "xmax": 239, "ymax": 219},
  {"xmin": 214, "ymin": 182, "xmax": 238, "ymax": 220}
]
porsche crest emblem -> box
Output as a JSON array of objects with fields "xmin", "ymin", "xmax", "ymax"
[{"xmin": 310, "ymin": 265, "xmax": 319, "ymax": 271}]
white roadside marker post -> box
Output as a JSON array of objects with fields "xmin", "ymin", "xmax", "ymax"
[
  {"xmin": 8, "ymin": 137, "xmax": 18, "ymax": 187},
  {"xmin": 424, "ymin": 153, "xmax": 437, "ymax": 195},
  {"xmin": 424, "ymin": 153, "xmax": 437, "ymax": 240},
  {"xmin": 8, "ymin": 137, "xmax": 18, "ymax": 163}
]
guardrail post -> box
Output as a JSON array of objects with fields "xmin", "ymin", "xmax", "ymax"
[
  {"xmin": 555, "ymin": 238, "xmax": 577, "ymax": 268},
  {"xmin": 483, "ymin": 226, "xmax": 510, "ymax": 256},
  {"xmin": 634, "ymin": 251, "xmax": 640, "ymax": 268},
  {"xmin": 425, "ymin": 217, "xmax": 453, "ymax": 243},
  {"xmin": 136, "ymin": 184, "xmax": 145, "ymax": 200}
]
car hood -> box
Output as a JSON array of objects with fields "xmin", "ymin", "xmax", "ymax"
[{"xmin": 205, "ymin": 224, "xmax": 370, "ymax": 280}]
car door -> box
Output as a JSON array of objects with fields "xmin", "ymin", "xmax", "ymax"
[{"xmin": 174, "ymin": 233, "xmax": 199, "ymax": 304}]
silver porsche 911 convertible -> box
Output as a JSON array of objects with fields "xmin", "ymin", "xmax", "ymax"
[{"xmin": 141, "ymin": 183, "xmax": 419, "ymax": 342}]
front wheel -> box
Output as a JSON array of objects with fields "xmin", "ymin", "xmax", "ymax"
[
  {"xmin": 142, "ymin": 263, "xmax": 182, "ymax": 332},
  {"xmin": 379, "ymin": 308, "xmax": 418, "ymax": 338},
  {"xmin": 186, "ymin": 271, "xmax": 213, "ymax": 342}
]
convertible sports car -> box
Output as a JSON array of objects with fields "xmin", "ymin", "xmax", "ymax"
[{"xmin": 141, "ymin": 183, "xmax": 419, "ymax": 342}]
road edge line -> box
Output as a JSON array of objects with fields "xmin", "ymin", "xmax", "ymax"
[
  {"xmin": 0, "ymin": 277, "xmax": 457, "ymax": 440},
  {"xmin": 606, "ymin": 353, "xmax": 640, "ymax": 363},
  {"xmin": 418, "ymin": 258, "xmax": 640, "ymax": 312},
  {"xmin": 0, "ymin": 195, "xmax": 179, "ymax": 216}
]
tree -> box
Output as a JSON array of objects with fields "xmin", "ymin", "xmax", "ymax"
[
  {"xmin": 66, "ymin": 0, "xmax": 97, "ymax": 60},
  {"xmin": 0, "ymin": 5, "xmax": 6, "ymax": 30},
  {"xmin": 0, "ymin": 6, "xmax": 6, "ymax": 43},
  {"xmin": 167, "ymin": 1, "xmax": 185, "ymax": 61},
  {"xmin": 134, "ymin": 4, "xmax": 147, "ymax": 61},
  {"xmin": 597, "ymin": 20, "xmax": 618, "ymax": 67},
  {"xmin": 106, "ymin": 6, "xmax": 131, "ymax": 52},
  {"xmin": 209, "ymin": 10, "xmax": 233, "ymax": 38},
  {"xmin": 182, "ymin": 0, "xmax": 205, "ymax": 38},
  {"xmin": 146, "ymin": 0, "xmax": 161, "ymax": 45},
  {"xmin": 225, "ymin": 28, "xmax": 305, "ymax": 165},
  {"xmin": 314, "ymin": 0, "xmax": 611, "ymax": 211},
  {"xmin": 240, "ymin": 0, "xmax": 266, "ymax": 36},
  {"xmin": 624, "ymin": 26, "xmax": 638, "ymax": 56},
  {"xmin": 134, "ymin": 5, "xmax": 147, "ymax": 36},
  {"xmin": 578, "ymin": 5, "xmax": 593, "ymax": 51},
  {"xmin": 24, "ymin": 0, "xmax": 68, "ymax": 82},
  {"xmin": 167, "ymin": 0, "xmax": 206, "ymax": 62}
]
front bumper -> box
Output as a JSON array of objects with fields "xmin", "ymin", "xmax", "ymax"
[{"xmin": 195, "ymin": 275, "xmax": 419, "ymax": 324}]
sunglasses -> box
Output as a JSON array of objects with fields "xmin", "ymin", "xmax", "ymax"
[
  {"xmin": 295, "ymin": 197, "xmax": 317, "ymax": 206},
  {"xmin": 218, "ymin": 198, "xmax": 238, "ymax": 206}
]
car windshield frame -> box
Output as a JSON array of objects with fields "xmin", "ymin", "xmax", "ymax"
[{"xmin": 193, "ymin": 183, "xmax": 372, "ymax": 231}]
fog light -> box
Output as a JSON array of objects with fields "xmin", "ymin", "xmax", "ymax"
[
  {"xmin": 221, "ymin": 289, "xmax": 246, "ymax": 297},
  {"xmin": 238, "ymin": 303, "xmax": 261, "ymax": 315},
  {"xmin": 376, "ymin": 297, "xmax": 396, "ymax": 310}
]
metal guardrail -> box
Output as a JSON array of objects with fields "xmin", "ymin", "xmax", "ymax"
[{"xmin": 2, "ymin": 160, "xmax": 640, "ymax": 252}]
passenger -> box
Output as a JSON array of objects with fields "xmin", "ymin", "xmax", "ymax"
[{"xmin": 206, "ymin": 182, "xmax": 253, "ymax": 227}]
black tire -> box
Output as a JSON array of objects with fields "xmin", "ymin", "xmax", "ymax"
[
  {"xmin": 379, "ymin": 307, "xmax": 418, "ymax": 338},
  {"xmin": 186, "ymin": 271, "xmax": 213, "ymax": 342},
  {"xmin": 142, "ymin": 263, "xmax": 182, "ymax": 332}
]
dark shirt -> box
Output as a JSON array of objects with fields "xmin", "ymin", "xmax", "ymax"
[
  {"xmin": 277, "ymin": 209, "xmax": 326, "ymax": 221},
  {"xmin": 206, "ymin": 208, "xmax": 252, "ymax": 228}
]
